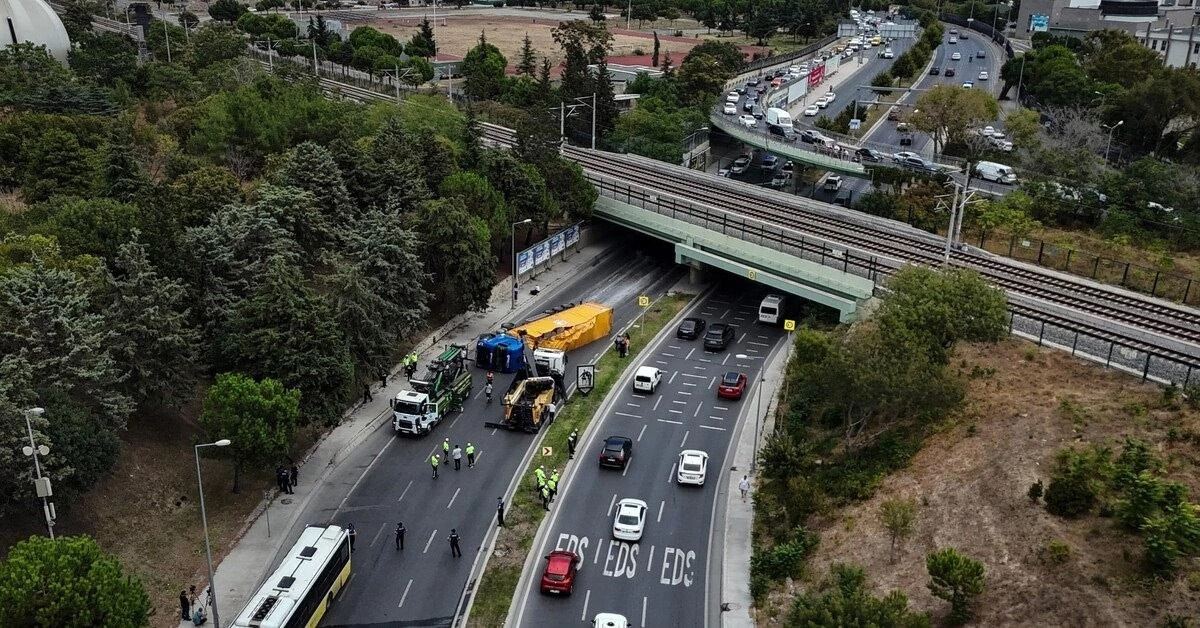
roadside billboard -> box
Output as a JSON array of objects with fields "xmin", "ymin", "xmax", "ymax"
[{"xmin": 808, "ymin": 63, "xmax": 826, "ymax": 87}]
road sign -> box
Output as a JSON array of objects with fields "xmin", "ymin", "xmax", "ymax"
[
  {"xmin": 577, "ymin": 364, "xmax": 596, "ymax": 395},
  {"xmin": 542, "ymin": 447, "xmax": 553, "ymax": 456},
  {"xmin": 849, "ymin": 118, "xmax": 861, "ymax": 130},
  {"xmin": 783, "ymin": 319, "xmax": 796, "ymax": 332},
  {"xmin": 638, "ymin": 295, "xmax": 649, "ymax": 307},
  {"xmin": 747, "ymin": 269, "xmax": 757, "ymax": 281}
]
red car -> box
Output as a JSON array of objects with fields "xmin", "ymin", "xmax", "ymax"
[
  {"xmin": 717, "ymin": 371, "xmax": 748, "ymax": 400},
  {"xmin": 540, "ymin": 550, "xmax": 580, "ymax": 595}
]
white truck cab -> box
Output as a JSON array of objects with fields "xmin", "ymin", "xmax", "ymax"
[
  {"xmin": 533, "ymin": 347, "xmax": 567, "ymax": 377},
  {"xmin": 392, "ymin": 390, "xmax": 436, "ymax": 435},
  {"xmin": 593, "ymin": 613, "xmax": 629, "ymax": 628}
]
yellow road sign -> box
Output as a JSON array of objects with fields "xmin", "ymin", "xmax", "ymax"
[
  {"xmin": 747, "ymin": 269, "xmax": 757, "ymax": 281},
  {"xmin": 638, "ymin": 295, "xmax": 649, "ymax": 307},
  {"xmin": 783, "ymin": 319, "xmax": 796, "ymax": 332},
  {"xmin": 542, "ymin": 447, "xmax": 553, "ymax": 456}
]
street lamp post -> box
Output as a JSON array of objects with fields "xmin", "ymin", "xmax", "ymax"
[
  {"xmin": 195, "ymin": 439, "xmax": 232, "ymax": 628},
  {"xmin": 511, "ymin": 218, "xmax": 533, "ymax": 309},
  {"xmin": 22, "ymin": 407, "xmax": 54, "ymax": 539},
  {"xmin": 1103, "ymin": 120, "xmax": 1124, "ymax": 162}
]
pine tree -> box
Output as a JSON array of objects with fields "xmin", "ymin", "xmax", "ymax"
[
  {"xmin": 463, "ymin": 105, "xmax": 483, "ymax": 169},
  {"xmin": 537, "ymin": 56, "xmax": 554, "ymax": 100},
  {"xmin": 517, "ymin": 33, "xmax": 538, "ymax": 76},
  {"xmin": 651, "ymin": 31, "xmax": 660, "ymax": 67},
  {"xmin": 99, "ymin": 128, "xmax": 147, "ymax": 203},
  {"xmin": 276, "ymin": 141, "xmax": 355, "ymax": 224},
  {"xmin": 591, "ymin": 56, "xmax": 619, "ymax": 144},
  {"xmin": 344, "ymin": 205, "xmax": 429, "ymax": 337},
  {"xmin": 661, "ymin": 50, "xmax": 675, "ymax": 78}
]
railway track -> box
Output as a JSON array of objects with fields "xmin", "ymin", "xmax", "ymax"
[{"xmin": 478, "ymin": 122, "xmax": 1200, "ymax": 351}]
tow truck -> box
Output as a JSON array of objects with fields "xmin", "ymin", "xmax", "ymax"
[{"xmin": 391, "ymin": 344, "xmax": 472, "ymax": 436}]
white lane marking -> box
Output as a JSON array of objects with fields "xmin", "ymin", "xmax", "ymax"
[
  {"xmin": 654, "ymin": 360, "xmax": 669, "ymax": 366},
  {"xmin": 668, "ymin": 463, "xmax": 676, "ymax": 484},
  {"xmin": 699, "ymin": 358, "xmax": 712, "ymax": 363},
  {"xmin": 657, "ymin": 501, "xmax": 665, "ymax": 522},
  {"xmin": 686, "ymin": 347, "xmax": 695, "ymax": 360},
  {"xmin": 681, "ymin": 430, "xmax": 690, "ymax": 447},
  {"xmin": 709, "ymin": 415, "xmax": 726, "ymax": 421},
  {"xmin": 682, "ymin": 382, "xmax": 697, "ymax": 387},
  {"xmin": 369, "ymin": 523, "xmax": 386, "ymax": 548},
  {"xmin": 615, "ymin": 411, "xmax": 642, "ymax": 418},
  {"xmin": 722, "ymin": 354, "xmax": 730, "ymax": 366},
  {"xmin": 581, "ymin": 590, "xmax": 592, "ymax": 622},
  {"xmin": 668, "ymin": 344, "xmax": 682, "ymax": 350},
  {"xmin": 691, "ymin": 365, "xmax": 705, "ymax": 371},
  {"xmin": 622, "ymin": 459, "xmax": 631, "ymax": 477},
  {"xmin": 647, "ymin": 545, "xmax": 656, "ymax": 573},
  {"xmin": 678, "ymin": 391, "xmax": 692, "ymax": 396},
  {"xmin": 490, "ymin": 427, "xmax": 498, "ymax": 436},
  {"xmin": 694, "ymin": 404, "xmax": 702, "ymax": 417},
  {"xmin": 755, "ymin": 334, "xmax": 769, "ymax": 340},
  {"xmin": 607, "ymin": 493, "xmax": 618, "ymax": 516},
  {"xmin": 713, "ymin": 406, "xmax": 729, "ymax": 411},
  {"xmin": 658, "ymin": 418, "xmax": 683, "ymax": 424},
  {"xmin": 423, "ymin": 529, "xmax": 437, "ymax": 554},
  {"xmin": 699, "ymin": 425, "xmax": 727, "ymax": 431},
  {"xmin": 672, "ymin": 400, "xmax": 688, "ymax": 405},
  {"xmin": 720, "ymin": 308, "xmax": 731, "ymax": 319},
  {"xmin": 653, "ymin": 397, "xmax": 663, "ymax": 411},
  {"xmin": 594, "ymin": 539, "xmax": 604, "ymax": 564},
  {"xmin": 336, "ymin": 437, "xmax": 397, "ymax": 513},
  {"xmin": 661, "ymin": 352, "xmax": 677, "ymax": 357},
  {"xmin": 446, "ymin": 487, "xmax": 461, "ymax": 509},
  {"xmin": 739, "ymin": 332, "xmax": 748, "ymax": 343},
  {"xmin": 397, "ymin": 480, "xmax": 414, "ymax": 503},
  {"xmin": 626, "ymin": 402, "xmax": 641, "ymax": 408},
  {"xmin": 637, "ymin": 424, "xmax": 647, "ymax": 442},
  {"xmin": 448, "ymin": 412, "xmax": 461, "ymax": 429},
  {"xmin": 398, "ymin": 578, "xmax": 413, "ymax": 608},
  {"xmin": 709, "ymin": 377, "xmax": 717, "ymax": 389},
  {"xmin": 669, "ymin": 370, "xmax": 678, "ymax": 384},
  {"xmin": 642, "ymin": 597, "xmax": 648, "ymax": 627},
  {"xmin": 681, "ymin": 373, "xmax": 707, "ymax": 380},
  {"xmin": 748, "ymin": 341, "xmax": 770, "ymax": 347},
  {"xmin": 669, "ymin": 409, "xmax": 683, "ymax": 414}
]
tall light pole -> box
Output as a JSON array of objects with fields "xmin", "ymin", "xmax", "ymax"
[
  {"xmin": 735, "ymin": 355, "xmax": 763, "ymax": 472},
  {"xmin": 1103, "ymin": 120, "xmax": 1124, "ymax": 162},
  {"xmin": 22, "ymin": 407, "xmax": 55, "ymax": 539},
  {"xmin": 195, "ymin": 439, "xmax": 231, "ymax": 628},
  {"xmin": 511, "ymin": 218, "xmax": 533, "ymax": 309}
]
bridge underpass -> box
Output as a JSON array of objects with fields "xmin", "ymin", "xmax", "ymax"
[{"xmin": 595, "ymin": 195, "xmax": 876, "ymax": 322}]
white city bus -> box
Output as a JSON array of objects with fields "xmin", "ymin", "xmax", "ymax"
[{"xmin": 232, "ymin": 524, "xmax": 351, "ymax": 628}]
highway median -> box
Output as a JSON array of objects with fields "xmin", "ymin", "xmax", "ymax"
[{"xmin": 466, "ymin": 292, "xmax": 695, "ymax": 627}]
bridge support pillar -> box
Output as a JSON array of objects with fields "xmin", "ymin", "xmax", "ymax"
[{"xmin": 689, "ymin": 262, "xmax": 705, "ymax": 285}]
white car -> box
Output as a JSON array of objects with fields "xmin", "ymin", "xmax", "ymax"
[
  {"xmin": 725, "ymin": 91, "xmax": 739, "ymax": 103},
  {"xmin": 803, "ymin": 105, "xmax": 820, "ymax": 116},
  {"xmin": 676, "ymin": 450, "xmax": 709, "ymax": 486},
  {"xmin": 729, "ymin": 155, "xmax": 751, "ymax": 174},
  {"xmin": 882, "ymin": 48, "xmax": 894, "ymax": 58},
  {"xmin": 962, "ymin": 82, "xmax": 974, "ymax": 89},
  {"xmin": 737, "ymin": 114, "xmax": 757, "ymax": 128},
  {"xmin": 632, "ymin": 366, "xmax": 662, "ymax": 393},
  {"xmin": 593, "ymin": 614, "xmax": 630, "ymax": 628},
  {"xmin": 948, "ymin": 36, "xmax": 958, "ymax": 44},
  {"xmin": 824, "ymin": 91, "xmax": 837, "ymax": 102},
  {"xmin": 978, "ymin": 71, "xmax": 989, "ymax": 81},
  {"xmin": 612, "ymin": 498, "xmax": 648, "ymax": 541},
  {"xmin": 723, "ymin": 102, "xmax": 737, "ymax": 115},
  {"xmin": 816, "ymin": 96, "xmax": 831, "ymax": 108},
  {"xmin": 951, "ymin": 52, "xmax": 962, "ymax": 60},
  {"xmin": 892, "ymin": 151, "xmax": 920, "ymax": 162},
  {"xmin": 981, "ymin": 125, "xmax": 996, "ymax": 136}
]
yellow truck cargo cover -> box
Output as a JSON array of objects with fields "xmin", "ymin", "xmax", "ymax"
[{"xmin": 508, "ymin": 302, "xmax": 614, "ymax": 352}]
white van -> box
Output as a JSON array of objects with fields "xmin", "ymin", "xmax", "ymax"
[
  {"xmin": 632, "ymin": 366, "xmax": 662, "ymax": 393},
  {"xmin": 758, "ymin": 294, "xmax": 785, "ymax": 325},
  {"xmin": 974, "ymin": 161, "xmax": 1017, "ymax": 184}
]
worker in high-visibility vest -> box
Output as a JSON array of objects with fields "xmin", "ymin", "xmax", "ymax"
[
  {"xmin": 430, "ymin": 454, "xmax": 440, "ymax": 479},
  {"xmin": 466, "ymin": 443, "xmax": 476, "ymax": 468}
]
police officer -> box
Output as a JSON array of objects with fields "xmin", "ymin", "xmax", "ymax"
[
  {"xmin": 448, "ymin": 529, "xmax": 462, "ymax": 557},
  {"xmin": 442, "ymin": 438, "xmax": 451, "ymax": 462},
  {"xmin": 395, "ymin": 522, "xmax": 406, "ymax": 550},
  {"xmin": 547, "ymin": 475, "xmax": 558, "ymax": 503},
  {"xmin": 567, "ymin": 430, "xmax": 578, "ymax": 459},
  {"xmin": 466, "ymin": 443, "xmax": 476, "ymax": 468},
  {"xmin": 347, "ymin": 523, "xmax": 357, "ymax": 552},
  {"xmin": 452, "ymin": 444, "xmax": 463, "ymax": 471},
  {"xmin": 430, "ymin": 453, "xmax": 440, "ymax": 479},
  {"xmin": 541, "ymin": 484, "xmax": 551, "ymax": 511},
  {"xmin": 534, "ymin": 465, "xmax": 546, "ymax": 492},
  {"xmin": 496, "ymin": 497, "xmax": 505, "ymax": 527}
]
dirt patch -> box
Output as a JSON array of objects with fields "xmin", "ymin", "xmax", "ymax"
[
  {"xmin": 764, "ymin": 339, "xmax": 1200, "ymax": 626},
  {"xmin": 374, "ymin": 15, "xmax": 703, "ymax": 65}
]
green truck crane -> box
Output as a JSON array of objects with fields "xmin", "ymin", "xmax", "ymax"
[{"xmin": 391, "ymin": 344, "xmax": 473, "ymax": 436}]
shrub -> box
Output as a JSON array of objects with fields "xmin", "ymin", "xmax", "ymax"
[
  {"xmin": 1028, "ymin": 479, "xmax": 1043, "ymax": 503},
  {"xmin": 750, "ymin": 526, "xmax": 820, "ymax": 587},
  {"xmin": 926, "ymin": 547, "xmax": 985, "ymax": 625},
  {"xmin": 1042, "ymin": 539, "xmax": 1071, "ymax": 565},
  {"xmin": 1045, "ymin": 471, "xmax": 1097, "ymax": 517}
]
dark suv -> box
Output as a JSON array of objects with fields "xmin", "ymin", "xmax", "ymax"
[
  {"xmin": 599, "ymin": 436, "xmax": 633, "ymax": 470},
  {"xmin": 676, "ymin": 317, "xmax": 707, "ymax": 340},
  {"xmin": 703, "ymin": 323, "xmax": 736, "ymax": 351}
]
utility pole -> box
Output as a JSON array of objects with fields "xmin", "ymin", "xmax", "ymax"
[
  {"xmin": 559, "ymin": 101, "xmax": 566, "ymax": 156},
  {"xmin": 163, "ymin": 10, "xmax": 171, "ymax": 63},
  {"xmin": 590, "ymin": 93, "xmax": 597, "ymax": 150},
  {"xmin": 23, "ymin": 408, "xmax": 55, "ymax": 539}
]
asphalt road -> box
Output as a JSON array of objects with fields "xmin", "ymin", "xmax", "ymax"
[
  {"xmin": 510, "ymin": 285, "xmax": 788, "ymax": 628},
  {"xmin": 259, "ymin": 241, "xmax": 684, "ymax": 628}
]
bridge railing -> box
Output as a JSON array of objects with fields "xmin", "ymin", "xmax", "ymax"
[
  {"xmin": 711, "ymin": 114, "xmax": 868, "ymax": 174},
  {"xmin": 586, "ymin": 172, "xmax": 889, "ymax": 285}
]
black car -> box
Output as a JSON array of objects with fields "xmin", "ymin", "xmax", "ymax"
[
  {"xmin": 742, "ymin": 100, "xmax": 754, "ymax": 112},
  {"xmin": 944, "ymin": 68, "xmax": 956, "ymax": 77},
  {"xmin": 768, "ymin": 125, "xmax": 796, "ymax": 141},
  {"xmin": 703, "ymin": 323, "xmax": 736, "ymax": 351},
  {"xmin": 676, "ymin": 317, "xmax": 707, "ymax": 340},
  {"xmin": 747, "ymin": 78, "xmax": 761, "ymax": 87},
  {"xmin": 855, "ymin": 147, "xmax": 885, "ymax": 162},
  {"xmin": 930, "ymin": 66, "xmax": 940, "ymax": 75},
  {"xmin": 599, "ymin": 436, "xmax": 633, "ymax": 470}
]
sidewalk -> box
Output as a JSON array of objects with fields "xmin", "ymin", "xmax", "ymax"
[
  {"xmin": 720, "ymin": 332, "xmax": 791, "ymax": 628},
  {"xmin": 180, "ymin": 229, "xmax": 617, "ymax": 627},
  {"xmin": 783, "ymin": 49, "xmax": 879, "ymax": 121}
]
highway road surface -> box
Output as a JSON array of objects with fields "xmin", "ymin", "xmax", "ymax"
[
  {"xmin": 511, "ymin": 285, "xmax": 788, "ymax": 627},
  {"xmin": 258, "ymin": 244, "xmax": 683, "ymax": 628}
]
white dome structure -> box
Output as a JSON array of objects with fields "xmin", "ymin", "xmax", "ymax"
[{"xmin": 0, "ymin": 0, "xmax": 71, "ymax": 63}]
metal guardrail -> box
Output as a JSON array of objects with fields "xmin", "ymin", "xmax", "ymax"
[
  {"xmin": 722, "ymin": 35, "xmax": 839, "ymax": 92},
  {"xmin": 711, "ymin": 114, "xmax": 868, "ymax": 174}
]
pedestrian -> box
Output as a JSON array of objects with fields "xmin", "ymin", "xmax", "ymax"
[
  {"xmin": 180, "ymin": 590, "xmax": 191, "ymax": 621},
  {"xmin": 448, "ymin": 529, "xmax": 462, "ymax": 557},
  {"xmin": 484, "ymin": 382, "xmax": 493, "ymax": 404},
  {"xmin": 738, "ymin": 475, "xmax": 751, "ymax": 501},
  {"xmin": 348, "ymin": 523, "xmax": 357, "ymax": 552},
  {"xmin": 379, "ymin": 366, "xmax": 388, "ymax": 387},
  {"xmin": 275, "ymin": 466, "xmax": 286, "ymax": 493},
  {"xmin": 442, "ymin": 437, "xmax": 451, "ymax": 461},
  {"xmin": 545, "ymin": 399, "xmax": 557, "ymax": 424},
  {"xmin": 534, "ymin": 465, "xmax": 546, "ymax": 491},
  {"xmin": 541, "ymin": 484, "xmax": 551, "ymax": 510},
  {"xmin": 547, "ymin": 476, "xmax": 558, "ymax": 502},
  {"xmin": 486, "ymin": 371, "xmax": 495, "ymax": 385},
  {"xmin": 496, "ymin": 497, "xmax": 505, "ymax": 527},
  {"xmin": 567, "ymin": 430, "xmax": 577, "ymax": 459},
  {"xmin": 452, "ymin": 444, "xmax": 463, "ymax": 471},
  {"xmin": 430, "ymin": 453, "xmax": 440, "ymax": 479},
  {"xmin": 363, "ymin": 383, "xmax": 373, "ymax": 403},
  {"xmin": 289, "ymin": 463, "xmax": 298, "ymax": 489},
  {"xmin": 623, "ymin": 332, "xmax": 632, "ymax": 355},
  {"xmin": 466, "ymin": 442, "xmax": 476, "ymax": 467},
  {"xmin": 395, "ymin": 522, "xmax": 406, "ymax": 550}
]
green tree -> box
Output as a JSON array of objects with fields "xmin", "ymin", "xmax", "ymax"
[
  {"xmin": 199, "ymin": 372, "xmax": 300, "ymax": 492},
  {"xmin": 68, "ymin": 32, "xmax": 140, "ymax": 88},
  {"xmin": 542, "ymin": 157, "xmax": 597, "ymax": 222},
  {"xmin": 1143, "ymin": 501, "xmax": 1200, "ymax": 576},
  {"xmin": 98, "ymin": 127, "xmax": 148, "ymax": 203},
  {"xmin": 876, "ymin": 266, "xmax": 1008, "ymax": 363},
  {"xmin": 589, "ymin": 4, "xmax": 606, "ymax": 21},
  {"xmin": 516, "ymin": 32, "xmax": 538, "ymax": 76},
  {"xmin": 926, "ymin": 548, "xmax": 985, "ymax": 625},
  {"xmin": 407, "ymin": 18, "xmax": 437, "ymax": 58},
  {"xmin": 170, "ymin": 165, "xmax": 242, "ymax": 228},
  {"xmin": 413, "ymin": 197, "xmax": 494, "ymax": 312},
  {"xmin": 20, "ymin": 127, "xmax": 96, "ymax": 203},
  {"xmin": 441, "ymin": 171, "xmax": 509, "ymax": 250},
  {"xmin": 461, "ymin": 31, "xmax": 509, "ymax": 102},
  {"xmin": 275, "ymin": 141, "xmax": 354, "ymax": 237},
  {"xmin": 881, "ymin": 497, "xmax": 918, "ymax": 563},
  {"xmin": 744, "ymin": 5, "xmax": 778, "ymax": 45},
  {"xmin": 24, "ymin": 196, "xmax": 142, "ymax": 262},
  {"xmin": 343, "ymin": 205, "xmax": 429, "ymax": 337},
  {"xmin": 652, "ymin": 31, "xmax": 661, "ymax": 67},
  {"xmin": 208, "ymin": 0, "xmax": 249, "ymax": 23},
  {"xmin": 179, "ymin": 10, "xmax": 200, "ymax": 29},
  {"xmin": 103, "ymin": 236, "xmax": 199, "ymax": 408},
  {"xmin": 188, "ymin": 23, "xmax": 247, "ymax": 71},
  {"xmin": 789, "ymin": 563, "xmax": 931, "ymax": 628},
  {"xmin": 910, "ymin": 85, "xmax": 1000, "ymax": 156},
  {"xmin": 0, "ymin": 535, "xmax": 151, "ymax": 627},
  {"xmin": 324, "ymin": 258, "xmax": 401, "ymax": 379},
  {"xmin": 0, "ymin": 43, "xmax": 71, "ymax": 101}
]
